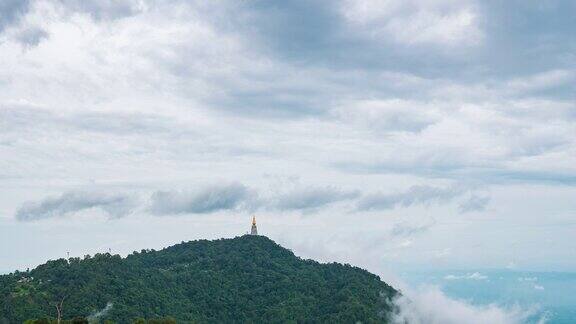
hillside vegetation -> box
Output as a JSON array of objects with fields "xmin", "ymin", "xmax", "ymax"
[{"xmin": 0, "ymin": 235, "xmax": 398, "ymax": 323}]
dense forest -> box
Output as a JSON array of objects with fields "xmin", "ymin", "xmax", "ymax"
[{"xmin": 0, "ymin": 235, "xmax": 398, "ymax": 323}]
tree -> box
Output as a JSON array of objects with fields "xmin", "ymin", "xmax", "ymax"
[{"xmin": 55, "ymin": 296, "xmax": 65, "ymax": 324}]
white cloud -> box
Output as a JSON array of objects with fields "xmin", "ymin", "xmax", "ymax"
[
  {"xmin": 333, "ymin": 99, "xmax": 439, "ymax": 133},
  {"xmin": 0, "ymin": 0, "xmax": 575, "ymax": 274},
  {"xmin": 431, "ymin": 248, "xmax": 452, "ymax": 259},
  {"xmin": 444, "ymin": 272, "xmax": 487, "ymax": 281},
  {"xmin": 87, "ymin": 302, "xmax": 113, "ymax": 322},
  {"xmin": 340, "ymin": 0, "xmax": 483, "ymax": 47},
  {"xmin": 398, "ymin": 239, "xmax": 414, "ymax": 248},
  {"xmin": 506, "ymin": 69, "xmax": 575, "ymax": 94},
  {"xmin": 391, "ymin": 286, "xmax": 542, "ymax": 324},
  {"xmin": 506, "ymin": 262, "xmax": 517, "ymax": 270}
]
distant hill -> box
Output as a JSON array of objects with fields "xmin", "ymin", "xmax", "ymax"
[{"xmin": 0, "ymin": 235, "xmax": 398, "ymax": 323}]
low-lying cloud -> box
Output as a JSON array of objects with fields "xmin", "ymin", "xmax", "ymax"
[
  {"xmin": 14, "ymin": 182, "xmax": 489, "ymax": 221},
  {"xmin": 357, "ymin": 185, "xmax": 465, "ymax": 211},
  {"xmin": 87, "ymin": 302, "xmax": 113, "ymax": 322},
  {"xmin": 149, "ymin": 183, "xmax": 253, "ymax": 215},
  {"xmin": 391, "ymin": 287, "xmax": 543, "ymax": 324},
  {"xmin": 15, "ymin": 191, "xmax": 138, "ymax": 221},
  {"xmin": 273, "ymin": 186, "xmax": 359, "ymax": 211},
  {"xmin": 444, "ymin": 272, "xmax": 488, "ymax": 281}
]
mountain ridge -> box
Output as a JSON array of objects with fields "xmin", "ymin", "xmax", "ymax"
[{"xmin": 0, "ymin": 235, "xmax": 398, "ymax": 323}]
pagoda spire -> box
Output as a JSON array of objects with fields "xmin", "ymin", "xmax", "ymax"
[{"xmin": 250, "ymin": 216, "xmax": 258, "ymax": 235}]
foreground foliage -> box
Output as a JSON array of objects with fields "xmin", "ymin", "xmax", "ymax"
[{"xmin": 0, "ymin": 235, "xmax": 397, "ymax": 323}]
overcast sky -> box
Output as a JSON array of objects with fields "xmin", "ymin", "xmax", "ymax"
[{"xmin": 0, "ymin": 0, "xmax": 575, "ymax": 275}]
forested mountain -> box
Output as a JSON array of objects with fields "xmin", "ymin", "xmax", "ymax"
[{"xmin": 0, "ymin": 235, "xmax": 398, "ymax": 323}]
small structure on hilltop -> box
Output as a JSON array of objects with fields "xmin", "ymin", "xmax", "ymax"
[{"xmin": 250, "ymin": 216, "xmax": 258, "ymax": 235}]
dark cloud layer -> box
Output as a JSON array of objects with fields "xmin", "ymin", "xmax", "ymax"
[
  {"xmin": 481, "ymin": 0, "xmax": 576, "ymax": 79},
  {"xmin": 0, "ymin": 0, "xmax": 30, "ymax": 33},
  {"xmin": 60, "ymin": 0, "xmax": 143, "ymax": 20},
  {"xmin": 13, "ymin": 26, "xmax": 48, "ymax": 47}
]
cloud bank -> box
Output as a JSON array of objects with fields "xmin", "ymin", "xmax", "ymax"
[
  {"xmin": 356, "ymin": 185, "xmax": 466, "ymax": 211},
  {"xmin": 14, "ymin": 182, "xmax": 487, "ymax": 221},
  {"xmin": 391, "ymin": 287, "xmax": 543, "ymax": 324},
  {"xmin": 272, "ymin": 186, "xmax": 359, "ymax": 211},
  {"xmin": 149, "ymin": 183, "xmax": 253, "ymax": 215},
  {"xmin": 15, "ymin": 191, "xmax": 138, "ymax": 221}
]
